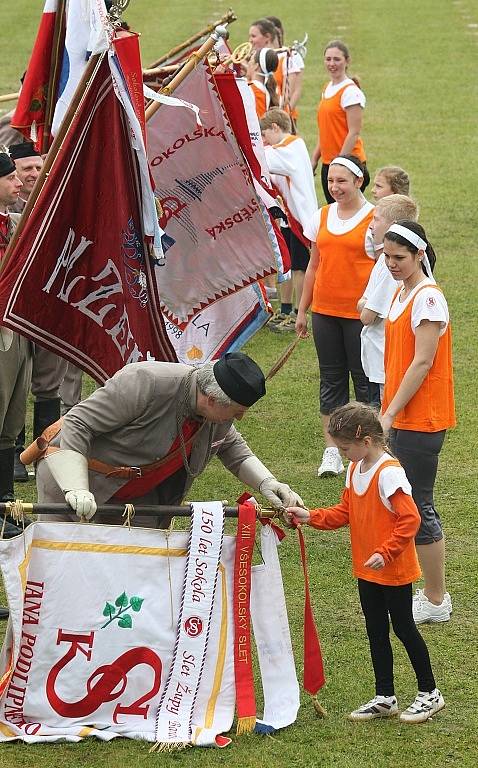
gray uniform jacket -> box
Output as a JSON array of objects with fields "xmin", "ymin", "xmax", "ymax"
[{"xmin": 36, "ymin": 361, "xmax": 255, "ymax": 509}]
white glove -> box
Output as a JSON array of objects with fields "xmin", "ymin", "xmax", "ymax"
[
  {"xmin": 65, "ymin": 491, "xmax": 97, "ymax": 521},
  {"xmin": 259, "ymin": 477, "xmax": 304, "ymax": 509},
  {"xmin": 237, "ymin": 456, "xmax": 304, "ymax": 509},
  {"xmin": 46, "ymin": 449, "xmax": 97, "ymax": 521}
]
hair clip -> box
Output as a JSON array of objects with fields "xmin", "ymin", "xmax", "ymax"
[
  {"xmin": 355, "ymin": 425, "xmax": 362, "ymax": 438},
  {"xmin": 336, "ymin": 417, "xmax": 343, "ymax": 430}
]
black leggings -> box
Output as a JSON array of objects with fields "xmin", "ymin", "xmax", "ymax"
[
  {"xmin": 321, "ymin": 162, "xmax": 370, "ymax": 204},
  {"xmin": 358, "ymin": 579, "xmax": 436, "ymax": 697},
  {"xmin": 312, "ymin": 312, "xmax": 369, "ymax": 414}
]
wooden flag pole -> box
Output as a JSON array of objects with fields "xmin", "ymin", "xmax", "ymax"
[
  {"xmin": 41, "ymin": 0, "xmax": 67, "ymax": 154},
  {"xmin": 147, "ymin": 9, "xmax": 236, "ymax": 69},
  {"xmin": 0, "ymin": 52, "xmax": 104, "ymax": 278},
  {"xmin": 0, "ymin": 501, "xmax": 277, "ymax": 519},
  {"xmin": 144, "ymin": 26, "xmax": 228, "ymax": 122},
  {"xmin": 0, "ymin": 92, "xmax": 19, "ymax": 104}
]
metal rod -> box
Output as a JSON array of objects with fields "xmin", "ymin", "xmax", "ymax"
[
  {"xmin": 1, "ymin": 502, "xmax": 277, "ymax": 518},
  {"xmin": 147, "ymin": 10, "xmax": 236, "ymax": 69}
]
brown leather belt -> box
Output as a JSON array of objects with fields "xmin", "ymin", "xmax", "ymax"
[{"xmin": 21, "ymin": 417, "xmax": 199, "ymax": 479}]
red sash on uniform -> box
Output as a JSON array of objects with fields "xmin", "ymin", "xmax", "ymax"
[{"xmin": 112, "ymin": 419, "xmax": 201, "ymax": 501}]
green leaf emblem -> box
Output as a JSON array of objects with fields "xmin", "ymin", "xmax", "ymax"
[
  {"xmin": 115, "ymin": 591, "xmax": 129, "ymax": 608},
  {"xmin": 118, "ymin": 614, "xmax": 133, "ymax": 629},
  {"xmin": 102, "ymin": 602, "xmax": 115, "ymax": 618},
  {"xmin": 130, "ymin": 596, "xmax": 144, "ymax": 612}
]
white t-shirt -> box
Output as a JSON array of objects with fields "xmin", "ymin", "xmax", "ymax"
[
  {"xmin": 388, "ymin": 278, "xmax": 449, "ymax": 335},
  {"xmin": 265, "ymin": 136, "xmax": 318, "ymax": 230},
  {"xmin": 323, "ymin": 78, "xmax": 366, "ymax": 109},
  {"xmin": 303, "ymin": 199, "xmax": 374, "ymax": 243},
  {"xmin": 360, "ymin": 253, "xmax": 400, "ymax": 383},
  {"xmin": 345, "ymin": 453, "xmax": 411, "ymax": 511}
]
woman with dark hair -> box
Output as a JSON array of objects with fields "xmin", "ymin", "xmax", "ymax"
[
  {"xmin": 296, "ymin": 154, "xmax": 374, "ymax": 477},
  {"xmin": 246, "ymin": 48, "xmax": 279, "ymax": 118},
  {"xmin": 249, "ymin": 17, "xmax": 304, "ymax": 123},
  {"xmin": 312, "ymin": 40, "xmax": 368, "ymax": 203},
  {"xmin": 381, "ymin": 221, "xmax": 456, "ymax": 625}
]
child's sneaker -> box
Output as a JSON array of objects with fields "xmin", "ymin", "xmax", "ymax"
[
  {"xmin": 399, "ymin": 689, "xmax": 445, "ymax": 723},
  {"xmin": 348, "ymin": 695, "xmax": 398, "ymax": 721},
  {"xmin": 317, "ymin": 447, "xmax": 344, "ymax": 477}
]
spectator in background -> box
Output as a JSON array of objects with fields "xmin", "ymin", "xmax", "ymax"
[{"xmin": 312, "ymin": 40, "xmax": 368, "ymax": 203}]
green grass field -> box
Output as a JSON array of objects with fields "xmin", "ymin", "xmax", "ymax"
[{"xmin": 1, "ymin": 0, "xmax": 478, "ymax": 765}]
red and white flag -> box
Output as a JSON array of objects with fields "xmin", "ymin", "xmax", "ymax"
[
  {"xmin": 11, "ymin": 0, "xmax": 62, "ymax": 145},
  {"xmin": 0, "ymin": 54, "xmax": 176, "ymax": 383}
]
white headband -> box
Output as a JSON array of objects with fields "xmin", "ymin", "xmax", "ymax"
[
  {"xmin": 259, "ymin": 48, "xmax": 275, "ymax": 81},
  {"xmin": 329, "ymin": 156, "xmax": 363, "ymax": 178},
  {"xmin": 386, "ymin": 223, "xmax": 434, "ymax": 279},
  {"xmin": 386, "ymin": 223, "xmax": 427, "ymax": 251}
]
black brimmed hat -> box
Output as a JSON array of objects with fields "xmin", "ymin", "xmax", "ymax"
[
  {"xmin": 9, "ymin": 141, "xmax": 41, "ymax": 161},
  {"xmin": 213, "ymin": 352, "xmax": 266, "ymax": 407},
  {"xmin": 0, "ymin": 151, "xmax": 16, "ymax": 178}
]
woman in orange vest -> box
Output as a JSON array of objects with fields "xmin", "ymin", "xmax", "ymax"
[
  {"xmin": 285, "ymin": 402, "xmax": 445, "ymax": 724},
  {"xmin": 381, "ymin": 221, "xmax": 456, "ymax": 625},
  {"xmin": 312, "ymin": 40, "xmax": 368, "ymax": 203},
  {"xmin": 246, "ymin": 48, "xmax": 279, "ymax": 119},
  {"xmin": 296, "ymin": 154, "xmax": 375, "ymax": 477}
]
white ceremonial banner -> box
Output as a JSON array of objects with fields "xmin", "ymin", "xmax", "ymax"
[{"xmin": 0, "ymin": 516, "xmax": 298, "ymax": 746}]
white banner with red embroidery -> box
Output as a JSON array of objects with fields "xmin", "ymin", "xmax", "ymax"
[{"xmin": 0, "ymin": 516, "xmax": 299, "ymax": 745}]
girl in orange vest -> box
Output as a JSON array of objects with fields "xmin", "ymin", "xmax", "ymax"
[
  {"xmin": 297, "ymin": 154, "xmax": 374, "ymax": 477},
  {"xmin": 312, "ymin": 40, "xmax": 369, "ymax": 203},
  {"xmin": 285, "ymin": 402, "xmax": 445, "ymax": 724},
  {"xmin": 246, "ymin": 48, "xmax": 279, "ymax": 119},
  {"xmin": 381, "ymin": 221, "xmax": 456, "ymax": 625}
]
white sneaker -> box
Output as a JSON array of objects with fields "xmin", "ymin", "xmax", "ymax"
[
  {"xmin": 414, "ymin": 587, "xmax": 452, "ymax": 614},
  {"xmin": 399, "ymin": 689, "xmax": 445, "ymax": 723},
  {"xmin": 413, "ymin": 594, "xmax": 450, "ymax": 624},
  {"xmin": 348, "ymin": 695, "xmax": 398, "ymax": 721},
  {"xmin": 317, "ymin": 448, "xmax": 344, "ymax": 478}
]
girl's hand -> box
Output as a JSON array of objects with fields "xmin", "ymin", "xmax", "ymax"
[
  {"xmin": 380, "ymin": 412, "xmax": 394, "ymax": 435},
  {"xmin": 283, "ymin": 506, "xmax": 311, "ymax": 527},
  {"xmin": 364, "ymin": 552, "xmax": 385, "ymax": 570},
  {"xmin": 295, "ymin": 311, "xmax": 309, "ymax": 339}
]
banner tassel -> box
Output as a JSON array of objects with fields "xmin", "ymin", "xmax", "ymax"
[
  {"xmin": 149, "ymin": 741, "xmax": 190, "ymax": 753},
  {"xmin": 312, "ymin": 696, "xmax": 327, "ymax": 718},
  {"xmin": 236, "ymin": 715, "xmax": 256, "ymax": 735}
]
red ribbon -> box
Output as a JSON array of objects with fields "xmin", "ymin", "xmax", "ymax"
[
  {"xmin": 297, "ymin": 526, "xmax": 325, "ymax": 694},
  {"xmin": 233, "ymin": 502, "xmax": 257, "ymax": 731}
]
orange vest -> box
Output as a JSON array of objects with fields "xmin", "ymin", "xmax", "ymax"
[
  {"xmin": 317, "ymin": 82, "xmax": 366, "ymax": 165},
  {"xmin": 383, "ymin": 285, "xmax": 456, "ymax": 432},
  {"xmin": 275, "ymin": 53, "xmax": 299, "ymax": 121},
  {"xmin": 348, "ymin": 460, "xmax": 421, "ymax": 586},
  {"xmin": 249, "ymin": 81, "xmax": 268, "ymax": 119},
  {"xmin": 312, "ymin": 205, "xmax": 374, "ymax": 318}
]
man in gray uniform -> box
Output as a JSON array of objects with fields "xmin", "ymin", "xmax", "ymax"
[
  {"xmin": 0, "ymin": 151, "xmax": 33, "ymax": 619},
  {"xmin": 37, "ymin": 354, "xmax": 303, "ymax": 524},
  {"xmin": 0, "ymin": 150, "xmax": 32, "ymax": 508},
  {"xmin": 8, "ymin": 141, "xmax": 68, "ymax": 481}
]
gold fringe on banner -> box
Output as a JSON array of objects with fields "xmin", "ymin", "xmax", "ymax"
[{"xmin": 236, "ymin": 715, "xmax": 256, "ymax": 735}]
